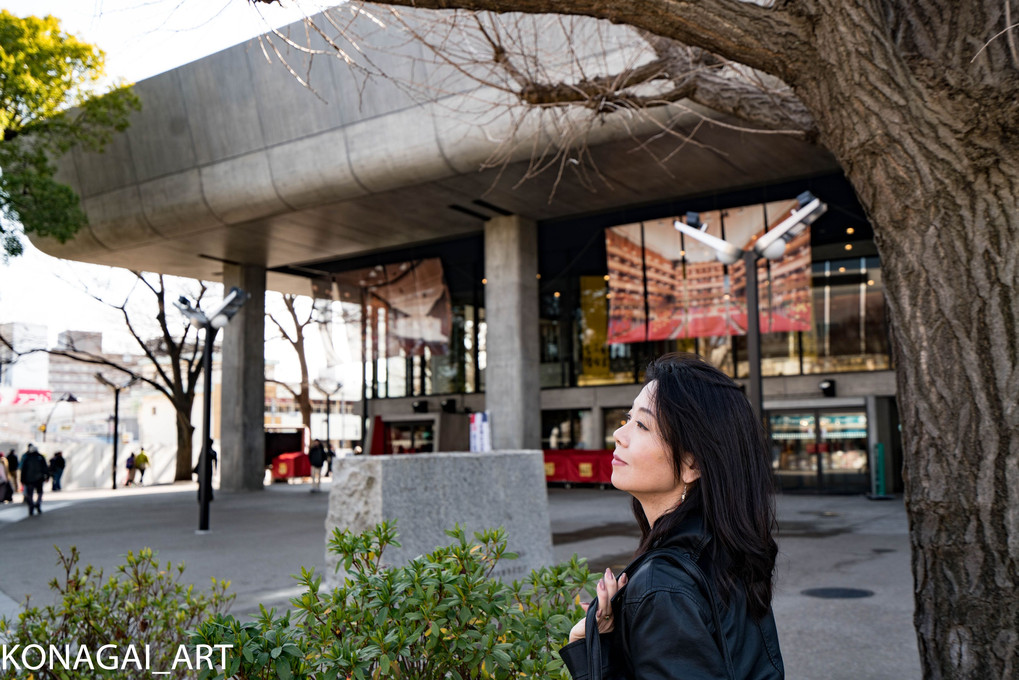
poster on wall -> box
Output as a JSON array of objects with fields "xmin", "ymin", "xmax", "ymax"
[{"xmin": 605, "ymin": 199, "xmax": 812, "ymax": 343}]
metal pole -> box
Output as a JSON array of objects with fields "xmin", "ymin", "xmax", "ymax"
[
  {"xmin": 744, "ymin": 249, "xmax": 764, "ymax": 423},
  {"xmin": 112, "ymin": 389, "xmax": 120, "ymax": 490},
  {"xmin": 340, "ymin": 395, "xmax": 346, "ymax": 451},
  {"xmin": 325, "ymin": 394, "xmax": 331, "ymax": 449},
  {"xmin": 198, "ymin": 325, "xmax": 215, "ymax": 532}
]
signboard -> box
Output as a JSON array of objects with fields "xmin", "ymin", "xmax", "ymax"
[{"xmin": 0, "ymin": 388, "xmax": 52, "ymax": 405}]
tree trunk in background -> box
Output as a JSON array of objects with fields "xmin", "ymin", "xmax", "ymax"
[
  {"xmin": 787, "ymin": 5, "xmax": 1019, "ymax": 676},
  {"xmin": 174, "ymin": 402, "xmax": 196, "ymax": 482}
]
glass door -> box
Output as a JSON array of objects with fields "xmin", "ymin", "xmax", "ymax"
[
  {"xmin": 770, "ymin": 409, "xmax": 870, "ymax": 493},
  {"xmin": 770, "ymin": 413, "xmax": 820, "ymax": 491},
  {"xmin": 817, "ymin": 412, "xmax": 869, "ymax": 493}
]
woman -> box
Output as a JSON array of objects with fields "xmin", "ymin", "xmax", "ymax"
[{"xmin": 560, "ymin": 353, "xmax": 784, "ymax": 679}]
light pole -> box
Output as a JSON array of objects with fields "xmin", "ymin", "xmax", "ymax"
[
  {"xmin": 314, "ymin": 377, "xmax": 343, "ymax": 453},
  {"xmin": 674, "ymin": 191, "xmax": 827, "ymax": 421},
  {"xmin": 42, "ymin": 393, "xmax": 78, "ymax": 442},
  {"xmin": 174, "ymin": 287, "xmax": 249, "ymax": 533},
  {"xmin": 96, "ymin": 374, "xmax": 138, "ymax": 489}
]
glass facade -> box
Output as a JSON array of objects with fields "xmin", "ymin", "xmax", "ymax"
[{"xmin": 326, "ymin": 174, "xmax": 890, "ymax": 398}]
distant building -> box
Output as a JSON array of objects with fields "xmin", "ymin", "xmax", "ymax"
[
  {"xmin": 49, "ymin": 331, "xmax": 141, "ymax": 403},
  {"xmin": 0, "ymin": 322, "xmax": 49, "ymax": 392}
]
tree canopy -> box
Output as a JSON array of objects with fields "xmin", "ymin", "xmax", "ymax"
[{"xmin": 0, "ymin": 10, "xmax": 138, "ymax": 257}]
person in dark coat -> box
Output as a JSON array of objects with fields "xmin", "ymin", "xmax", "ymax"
[
  {"xmin": 49, "ymin": 451, "xmax": 66, "ymax": 491},
  {"xmin": 308, "ymin": 439, "xmax": 325, "ymax": 492},
  {"xmin": 20, "ymin": 444, "xmax": 49, "ymax": 516},
  {"xmin": 560, "ymin": 354, "xmax": 784, "ymax": 680}
]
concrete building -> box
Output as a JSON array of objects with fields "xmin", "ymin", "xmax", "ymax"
[{"xmin": 33, "ymin": 10, "xmax": 902, "ymax": 494}]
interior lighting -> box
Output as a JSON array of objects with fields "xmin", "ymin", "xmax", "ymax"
[
  {"xmin": 846, "ymin": 227, "xmax": 855, "ymax": 235},
  {"xmin": 482, "ymin": 278, "xmax": 487, "ymax": 285},
  {"xmin": 845, "ymin": 244, "xmax": 853, "ymax": 251}
]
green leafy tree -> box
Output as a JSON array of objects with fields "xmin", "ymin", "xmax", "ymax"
[{"xmin": 0, "ymin": 10, "xmax": 139, "ymax": 257}]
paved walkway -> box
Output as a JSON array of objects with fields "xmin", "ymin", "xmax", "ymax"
[{"xmin": 0, "ymin": 482, "xmax": 920, "ymax": 679}]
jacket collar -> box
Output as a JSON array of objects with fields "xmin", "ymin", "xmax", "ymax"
[{"xmin": 622, "ymin": 508, "xmax": 712, "ymax": 577}]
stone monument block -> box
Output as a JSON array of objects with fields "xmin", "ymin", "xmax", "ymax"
[{"xmin": 324, "ymin": 450, "xmax": 552, "ymax": 587}]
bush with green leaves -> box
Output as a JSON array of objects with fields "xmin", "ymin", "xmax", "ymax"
[
  {"xmin": 192, "ymin": 521, "xmax": 597, "ymax": 680},
  {"xmin": 0, "ymin": 546, "xmax": 233, "ymax": 679}
]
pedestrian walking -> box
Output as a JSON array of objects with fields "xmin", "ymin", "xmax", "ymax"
[
  {"xmin": 0, "ymin": 454, "xmax": 13, "ymax": 503},
  {"xmin": 20, "ymin": 444, "xmax": 49, "ymax": 517},
  {"xmin": 125, "ymin": 452, "xmax": 136, "ymax": 486},
  {"xmin": 326, "ymin": 442, "xmax": 335, "ymax": 476},
  {"xmin": 560, "ymin": 353, "xmax": 784, "ymax": 680},
  {"xmin": 308, "ymin": 439, "xmax": 325, "ymax": 492},
  {"xmin": 6, "ymin": 448, "xmax": 18, "ymax": 494},
  {"xmin": 49, "ymin": 451, "xmax": 66, "ymax": 491},
  {"xmin": 134, "ymin": 448, "xmax": 150, "ymax": 485}
]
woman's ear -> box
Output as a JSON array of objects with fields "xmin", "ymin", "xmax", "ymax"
[{"xmin": 680, "ymin": 455, "xmax": 701, "ymax": 485}]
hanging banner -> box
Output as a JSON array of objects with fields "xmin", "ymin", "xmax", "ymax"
[
  {"xmin": 605, "ymin": 199, "xmax": 811, "ymax": 343},
  {"xmin": 335, "ymin": 258, "xmax": 452, "ymax": 358}
]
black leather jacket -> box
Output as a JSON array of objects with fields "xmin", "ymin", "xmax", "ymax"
[{"xmin": 560, "ymin": 512, "xmax": 784, "ymax": 680}]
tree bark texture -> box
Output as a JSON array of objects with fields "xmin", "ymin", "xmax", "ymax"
[
  {"xmin": 280, "ymin": 1, "xmax": 1019, "ymax": 675},
  {"xmin": 174, "ymin": 405, "xmax": 196, "ymax": 482},
  {"xmin": 783, "ymin": 5, "xmax": 1019, "ymax": 676}
]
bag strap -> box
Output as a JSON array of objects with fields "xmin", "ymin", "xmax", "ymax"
[{"xmin": 585, "ymin": 593, "xmax": 604, "ymax": 680}]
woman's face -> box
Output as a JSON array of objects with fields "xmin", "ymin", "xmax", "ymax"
[{"xmin": 611, "ymin": 382, "xmax": 699, "ymax": 516}]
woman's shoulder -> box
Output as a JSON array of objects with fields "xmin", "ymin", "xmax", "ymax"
[{"xmin": 622, "ymin": 549, "xmax": 705, "ymax": 606}]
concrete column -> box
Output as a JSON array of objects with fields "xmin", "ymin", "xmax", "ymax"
[
  {"xmin": 484, "ymin": 215, "xmax": 540, "ymax": 450},
  {"xmin": 220, "ymin": 264, "xmax": 266, "ymax": 491}
]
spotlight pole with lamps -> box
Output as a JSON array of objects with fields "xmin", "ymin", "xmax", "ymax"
[
  {"xmin": 95, "ymin": 374, "xmax": 139, "ymax": 489},
  {"xmin": 174, "ymin": 287, "xmax": 249, "ymax": 533},
  {"xmin": 41, "ymin": 393, "xmax": 78, "ymax": 442},
  {"xmin": 674, "ymin": 192, "xmax": 827, "ymax": 421}
]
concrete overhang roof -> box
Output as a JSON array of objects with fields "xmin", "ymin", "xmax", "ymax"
[{"xmin": 34, "ymin": 12, "xmax": 838, "ymax": 294}]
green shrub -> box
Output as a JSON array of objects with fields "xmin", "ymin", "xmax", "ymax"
[
  {"xmin": 191, "ymin": 521, "xmax": 597, "ymax": 680},
  {"xmin": 0, "ymin": 546, "xmax": 233, "ymax": 679}
]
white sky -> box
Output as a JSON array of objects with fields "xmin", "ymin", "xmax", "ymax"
[{"xmin": 0, "ymin": 0, "xmax": 344, "ymax": 384}]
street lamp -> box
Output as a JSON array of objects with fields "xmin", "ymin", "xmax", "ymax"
[
  {"xmin": 174, "ymin": 286, "xmax": 249, "ymax": 533},
  {"xmin": 41, "ymin": 393, "xmax": 78, "ymax": 442},
  {"xmin": 95, "ymin": 374, "xmax": 139, "ymax": 489},
  {"xmin": 674, "ymin": 191, "xmax": 827, "ymax": 420},
  {"xmin": 314, "ymin": 376, "xmax": 343, "ymax": 454}
]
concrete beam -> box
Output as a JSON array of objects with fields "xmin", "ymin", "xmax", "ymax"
[
  {"xmin": 484, "ymin": 215, "xmax": 540, "ymax": 450},
  {"xmin": 220, "ymin": 264, "xmax": 266, "ymax": 491}
]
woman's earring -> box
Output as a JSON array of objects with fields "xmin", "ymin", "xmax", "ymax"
[{"xmin": 680, "ymin": 482, "xmax": 688, "ymax": 504}]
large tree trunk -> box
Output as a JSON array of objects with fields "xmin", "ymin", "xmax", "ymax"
[
  {"xmin": 174, "ymin": 406, "xmax": 196, "ymax": 482},
  {"xmin": 788, "ymin": 5, "xmax": 1019, "ymax": 677}
]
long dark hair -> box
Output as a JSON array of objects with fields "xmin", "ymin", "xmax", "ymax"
[{"xmin": 631, "ymin": 352, "xmax": 778, "ymax": 619}]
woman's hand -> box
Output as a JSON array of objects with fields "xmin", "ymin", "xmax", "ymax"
[{"xmin": 568, "ymin": 568, "xmax": 628, "ymax": 643}]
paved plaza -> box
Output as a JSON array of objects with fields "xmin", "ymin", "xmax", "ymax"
[{"xmin": 0, "ymin": 480, "xmax": 920, "ymax": 679}]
